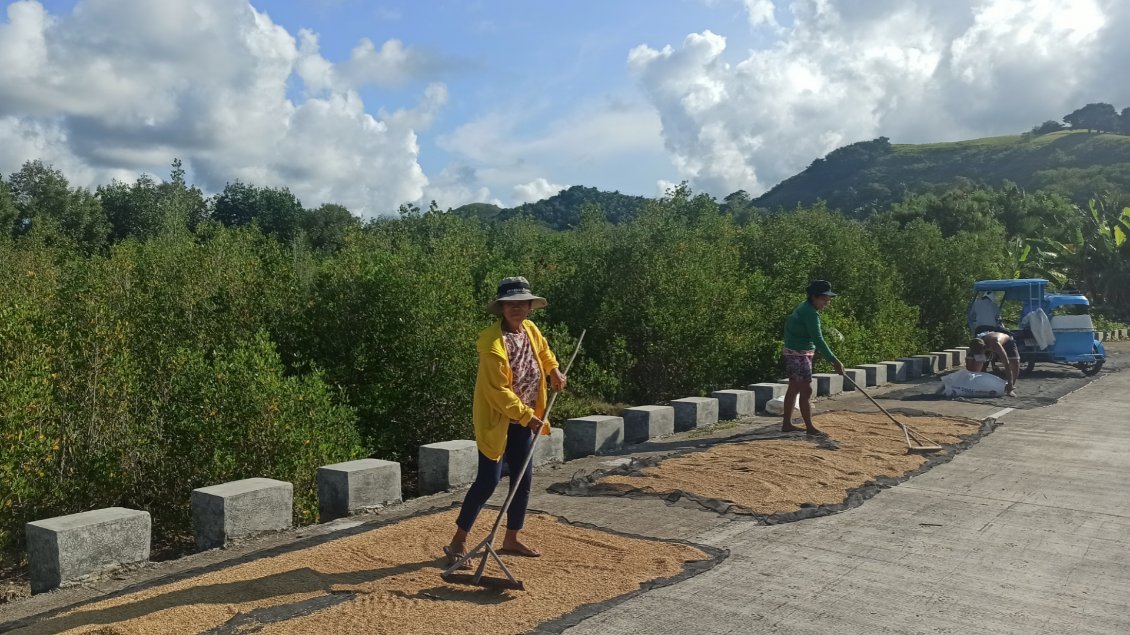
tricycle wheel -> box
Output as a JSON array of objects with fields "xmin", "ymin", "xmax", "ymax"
[
  {"xmin": 1077, "ymin": 346, "xmax": 1104, "ymax": 376},
  {"xmin": 1076, "ymin": 359, "xmax": 1104, "ymax": 376}
]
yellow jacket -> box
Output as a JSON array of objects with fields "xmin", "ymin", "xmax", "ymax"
[{"xmin": 473, "ymin": 320, "xmax": 559, "ymax": 461}]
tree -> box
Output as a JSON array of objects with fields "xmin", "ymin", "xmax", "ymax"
[
  {"xmin": 1063, "ymin": 103, "xmax": 1119, "ymax": 133},
  {"xmin": 212, "ymin": 181, "xmax": 305, "ymax": 242},
  {"xmin": 7, "ymin": 160, "xmax": 110, "ymax": 252},
  {"xmin": 98, "ymin": 160, "xmax": 209, "ymax": 242},
  {"xmin": 1121, "ymin": 107, "xmax": 1130, "ymax": 135},
  {"xmin": 159, "ymin": 159, "xmax": 208, "ymax": 230},
  {"xmin": 887, "ymin": 188, "xmax": 998, "ymax": 237},
  {"xmin": 1029, "ymin": 120, "xmax": 1065, "ymax": 136},
  {"xmin": 1028, "ymin": 195, "xmax": 1130, "ymax": 316},
  {"xmin": 721, "ymin": 189, "xmax": 759, "ymax": 224},
  {"xmin": 0, "ymin": 179, "xmax": 17, "ymax": 239},
  {"xmin": 302, "ymin": 203, "xmax": 360, "ymax": 251},
  {"xmin": 99, "ymin": 175, "xmax": 164, "ymax": 242}
]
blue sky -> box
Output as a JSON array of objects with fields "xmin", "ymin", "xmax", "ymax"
[{"xmin": 2, "ymin": 0, "xmax": 1127, "ymax": 215}]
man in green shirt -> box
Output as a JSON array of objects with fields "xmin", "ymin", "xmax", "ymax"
[{"xmin": 782, "ymin": 280, "xmax": 845, "ymax": 435}]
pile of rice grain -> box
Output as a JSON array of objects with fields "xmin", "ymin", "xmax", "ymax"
[
  {"xmin": 12, "ymin": 511, "xmax": 707, "ymax": 635},
  {"xmin": 601, "ymin": 412, "xmax": 978, "ymax": 515}
]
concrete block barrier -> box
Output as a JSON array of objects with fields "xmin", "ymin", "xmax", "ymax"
[
  {"xmin": 712, "ymin": 390, "xmax": 756, "ymax": 420},
  {"xmin": 672, "ymin": 397, "xmax": 719, "ymax": 431},
  {"xmin": 896, "ymin": 358, "xmax": 924, "ymax": 379},
  {"xmin": 945, "ymin": 348, "xmax": 967, "ymax": 366},
  {"xmin": 417, "ymin": 440, "xmax": 477, "ymax": 495},
  {"xmin": 842, "ymin": 368, "xmax": 866, "ymax": 391},
  {"xmin": 622, "ymin": 405, "xmax": 675, "ymax": 443},
  {"xmin": 929, "ymin": 352, "xmax": 951, "ymax": 370},
  {"xmin": 786, "ymin": 377, "xmax": 819, "ymax": 395},
  {"xmin": 748, "ymin": 383, "xmax": 787, "ymax": 411},
  {"xmin": 812, "ymin": 373, "xmax": 844, "ymax": 396},
  {"xmin": 532, "ymin": 427, "xmax": 565, "ymax": 467},
  {"xmin": 191, "ymin": 478, "xmax": 293, "ymax": 551},
  {"xmin": 880, "ymin": 361, "xmax": 907, "ymax": 383},
  {"xmin": 858, "ymin": 364, "xmax": 888, "ymax": 387},
  {"xmin": 26, "ymin": 507, "xmax": 151, "ymax": 594},
  {"xmin": 912, "ymin": 354, "xmax": 939, "ymax": 375},
  {"xmin": 564, "ymin": 415, "xmax": 625, "ymax": 459},
  {"xmin": 317, "ymin": 459, "xmax": 401, "ymax": 522}
]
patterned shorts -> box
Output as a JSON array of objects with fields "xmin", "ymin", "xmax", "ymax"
[{"xmin": 782, "ymin": 348, "xmax": 815, "ymax": 382}]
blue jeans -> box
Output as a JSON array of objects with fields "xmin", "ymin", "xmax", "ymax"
[{"xmin": 455, "ymin": 423, "xmax": 535, "ymax": 532}]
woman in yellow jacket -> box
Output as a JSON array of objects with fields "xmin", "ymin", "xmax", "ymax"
[{"xmin": 444, "ymin": 277, "xmax": 566, "ymax": 566}]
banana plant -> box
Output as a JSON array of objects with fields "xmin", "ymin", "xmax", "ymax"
[
  {"xmin": 1026, "ymin": 196, "xmax": 1130, "ymax": 312},
  {"xmin": 1003, "ymin": 236, "xmax": 1032, "ymax": 280}
]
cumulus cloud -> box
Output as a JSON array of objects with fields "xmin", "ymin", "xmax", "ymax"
[
  {"xmin": 513, "ymin": 178, "xmax": 566, "ymax": 205},
  {"xmin": 436, "ymin": 97, "xmax": 664, "ymax": 206},
  {"xmin": 656, "ymin": 179, "xmax": 680, "ymax": 197},
  {"xmin": 741, "ymin": 0, "xmax": 778, "ymax": 29},
  {"xmin": 0, "ymin": 0, "xmax": 446, "ymax": 216},
  {"xmin": 420, "ymin": 164, "xmax": 502, "ymax": 211},
  {"xmin": 632, "ymin": 0, "xmax": 1127, "ymax": 197}
]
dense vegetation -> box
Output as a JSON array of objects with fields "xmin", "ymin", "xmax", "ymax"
[
  {"xmin": 452, "ymin": 185, "xmax": 650, "ymax": 230},
  {"xmin": 1, "ymin": 146, "xmax": 1127, "ymax": 564}
]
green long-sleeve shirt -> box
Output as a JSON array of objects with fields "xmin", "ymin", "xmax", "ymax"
[{"xmin": 783, "ymin": 300, "xmax": 839, "ymax": 363}]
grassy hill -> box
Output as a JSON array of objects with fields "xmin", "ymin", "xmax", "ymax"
[
  {"xmin": 754, "ymin": 130, "xmax": 1130, "ymax": 214},
  {"xmin": 452, "ymin": 185, "xmax": 650, "ymax": 229}
]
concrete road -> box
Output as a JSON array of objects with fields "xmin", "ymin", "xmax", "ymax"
[{"xmin": 562, "ymin": 351, "xmax": 1129, "ymax": 634}]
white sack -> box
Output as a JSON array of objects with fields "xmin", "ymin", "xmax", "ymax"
[
  {"xmin": 940, "ymin": 369, "xmax": 1007, "ymax": 398},
  {"xmin": 765, "ymin": 394, "xmax": 801, "ymax": 415}
]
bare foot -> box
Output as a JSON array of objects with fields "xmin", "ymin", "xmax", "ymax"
[
  {"xmin": 805, "ymin": 426, "xmax": 826, "ymax": 436},
  {"xmin": 499, "ymin": 540, "xmax": 541, "ymax": 557},
  {"xmin": 781, "ymin": 422, "xmax": 804, "ymax": 432}
]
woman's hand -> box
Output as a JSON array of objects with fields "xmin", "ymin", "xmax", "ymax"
[
  {"xmin": 526, "ymin": 415, "xmax": 546, "ymax": 433},
  {"xmin": 833, "ymin": 360, "xmax": 845, "ymax": 376},
  {"xmin": 550, "ymin": 368, "xmax": 567, "ymax": 391}
]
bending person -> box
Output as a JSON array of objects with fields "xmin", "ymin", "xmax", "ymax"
[
  {"xmin": 968, "ymin": 332, "xmax": 1019, "ymax": 397},
  {"xmin": 781, "ymin": 280, "xmax": 845, "ymax": 436},
  {"xmin": 444, "ymin": 276, "xmax": 566, "ymax": 568}
]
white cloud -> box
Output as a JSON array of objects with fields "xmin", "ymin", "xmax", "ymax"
[
  {"xmin": 513, "ymin": 178, "xmax": 566, "ymax": 205},
  {"xmin": 0, "ymin": 0, "xmax": 444, "ymax": 217},
  {"xmin": 436, "ymin": 97, "xmax": 664, "ymax": 206},
  {"xmin": 632, "ymin": 0, "xmax": 1126, "ymax": 197},
  {"xmin": 338, "ymin": 38, "xmax": 445, "ymax": 89},
  {"xmin": 742, "ymin": 0, "xmax": 779, "ymax": 28},
  {"xmin": 420, "ymin": 164, "xmax": 502, "ymax": 211},
  {"xmin": 656, "ymin": 179, "xmax": 679, "ymax": 197}
]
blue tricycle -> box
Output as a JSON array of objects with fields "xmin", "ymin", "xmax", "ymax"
[{"xmin": 967, "ymin": 278, "xmax": 1106, "ymax": 376}]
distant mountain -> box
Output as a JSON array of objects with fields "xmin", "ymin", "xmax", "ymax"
[
  {"xmin": 452, "ymin": 185, "xmax": 650, "ymax": 229},
  {"xmin": 753, "ymin": 130, "xmax": 1130, "ymax": 215}
]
